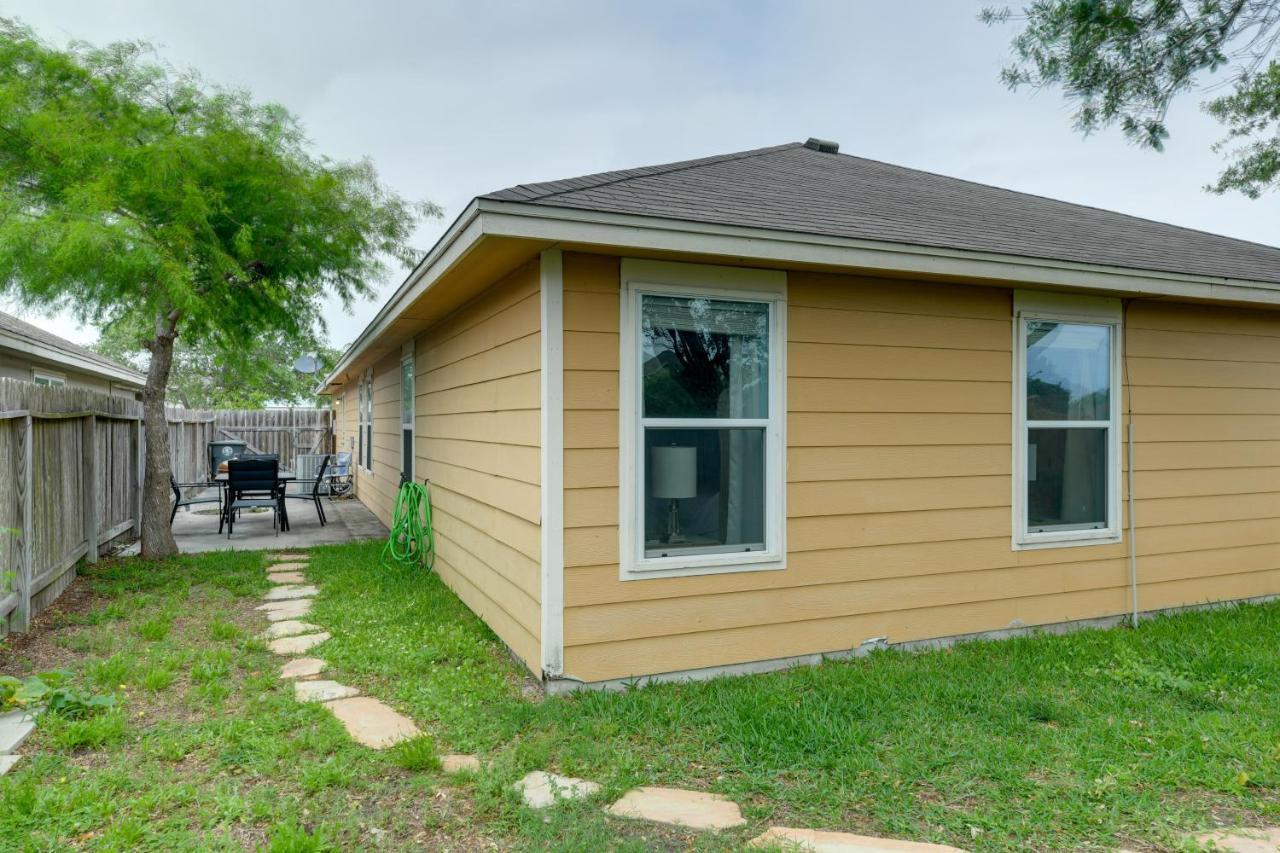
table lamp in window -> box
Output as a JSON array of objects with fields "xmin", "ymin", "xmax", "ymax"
[{"xmin": 652, "ymin": 445, "xmax": 697, "ymax": 544}]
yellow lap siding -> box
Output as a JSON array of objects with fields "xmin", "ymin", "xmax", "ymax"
[{"xmin": 560, "ymin": 257, "xmax": 1280, "ymax": 684}]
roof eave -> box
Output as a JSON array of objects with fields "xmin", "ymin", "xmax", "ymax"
[
  {"xmin": 0, "ymin": 328, "xmax": 146, "ymax": 386},
  {"xmin": 322, "ymin": 197, "xmax": 1280, "ymax": 391}
]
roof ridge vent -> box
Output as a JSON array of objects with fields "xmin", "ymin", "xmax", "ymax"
[{"xmin": 804, "ymin": 137, "xmax": 839, "ymax": 154}]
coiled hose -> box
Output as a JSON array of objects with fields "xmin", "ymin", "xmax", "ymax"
[{"xmin": 381, "ymin": 479, "xmax": 435, "ymax": 571}]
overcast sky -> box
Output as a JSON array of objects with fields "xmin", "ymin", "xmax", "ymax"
[{"xmin": 5, "ymin": 0, "xmax": 1277, "ymax": 351}]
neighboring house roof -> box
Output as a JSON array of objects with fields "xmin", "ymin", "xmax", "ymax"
[
  {"xmin": 0, "ymin": 309, "xmax": 145, "ymax": 387},
  {"xmin": 484, "ymin": 140, "xmax": 1280, "ymax": 286}
]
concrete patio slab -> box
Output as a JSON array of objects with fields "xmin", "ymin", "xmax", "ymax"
[
  {"xmin": 267, "ymin": 562, "xmax": 308, "ymax": 572},
  {"xmin": 263, "ymin": 585, "xmax": 318, "ymax": 601},
  {"xmin": 294, "ymin": 680, "xmax": 360, "ymax": 703},
  {"xmin": 280, "ymin": 658, "xmax": 327, "ymax": 679},
  {"xmin": 261, "ymin": 620, "xmax": 322, "ymax": 639},
  {"xmin": 514, "ymin": 770, "xmax": 601, "ymax": 809},
  {"xmin": 607, "ymin": 786, "xmax": 745, "ymax": 830},
  {"xmin": 323, "ymin": 696, "xmax": 419, "ymax": 749},
  {"xmin": 441, "ymin": 754, "xmax": 481, "ymax": 774},
  {"xmin": 268, "ymin": 632, "xmax": 330, "ymax": 655},
  {"xmin": 264, "ymin": 601, "xmax": 312, "ymax": 621},
  {"xmin": 0, "ymin": 755, "xmax": 19, "ymax": 776},
  {"xmin": 0, "ymin": 711, "xmax": 35, "ymax": 754},
  {"xmin": 267, "ymin": 571, "xmax": 306, "ymax": 584},
  {"xmin": 122, "ymin": 497, "xmax": 385, "ymax": 555},
  {"xmin": 1192, "ymin": 827, "xmax": 1280, "ymax": 852},
  {"xmin": 749, "ymin": 827, "xmax": 970, "ymax": 852}
]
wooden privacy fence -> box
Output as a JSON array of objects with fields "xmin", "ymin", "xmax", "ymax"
[
  {"xmin": 166, "ymin": 407, "xmax": 333, "ymax": 485},
  {"xmin": 0, "ymin": 379, "xmax": 142, "ymax": 638}
]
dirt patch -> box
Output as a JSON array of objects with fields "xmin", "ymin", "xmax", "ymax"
[{"xmin": 0, "ymin": 572, "xmax": 104, "ymax": 674}]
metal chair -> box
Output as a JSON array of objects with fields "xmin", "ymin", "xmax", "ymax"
[
  {"xmin": 169, "ymin": 474, "xmax": 222, "ymax": 525},
  {"xmin": 285, "ymin": 454, "xmax": 329, "ymax": 526},
  {"xmin": 327, "ymin": 451, "xmax": 353, "ymax": 498},
  {"xmin": 224, "ymin": 457, "xmax": 286, "ymax": 537}
]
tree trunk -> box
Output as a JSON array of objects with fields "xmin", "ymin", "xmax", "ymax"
[{"xmin": 140, "ymin": 310, "xmax": 181, "ymax": 559}]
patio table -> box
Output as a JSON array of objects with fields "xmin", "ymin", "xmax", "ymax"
[{"xmin": 215, "ymin": 470, "xmax": 296, "ymax": 532}]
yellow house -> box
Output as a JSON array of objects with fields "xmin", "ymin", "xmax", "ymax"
[{"xmin": 319, "ymin": 139, "xmax": 1280, "ymax": 690}]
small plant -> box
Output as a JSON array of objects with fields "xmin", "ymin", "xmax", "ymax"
[
  {"xmin": 44, "ymin": 707, "xmax": 128, "ymax": 750},
  {"xmin": 140, "ymin": 666, "xmax": 176, "ymax": 693},
  {"xmin": 0, "ymin": 670, "xmax": 116, "ymax": 717},
  {"xmin": 388, "ymin": 734, "xmax": 440, "ymax": 772},
  {"xmin": 265, "ymin": 820, "xmax": 333, "ymax": 853},
  {"xmin": 134, "ymin": 614, "xmax": 174, "ymax": 642},
  {"xmin": 207, "ymin": 619, "xmax": 241, "ymax": 641}
]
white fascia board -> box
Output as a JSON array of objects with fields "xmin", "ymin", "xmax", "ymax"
[
  {"xmin": 0, "ymin": 330, "xmax": 145, "ymax": 387},
  {"xmin": 322, "ymin": 195, "xmax": 1280, "ymax": 394},
  {"xmin": 539, "ymin": 248, "xmax": 565, "ymax": 678},
  {"xmin": 319, "ymin": 199, "xmax": 483, "ymax": 392},
  {"xmin": 478, "ymin": 199, "xmax": 1280, "ymax": 306}
]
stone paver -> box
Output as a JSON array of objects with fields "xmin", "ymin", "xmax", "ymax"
[
  {"xmin": 0, "ymin": 710, "xmax": 36, "ymax": 754},
  {"xmin": 267, "ymin": 571, "xmax": 307, "ymax": 584},
  {"xmin": 441, "ymin": 754, "xmax": 481, "ymax": 774},
  {"xmin": 260, "ymin": 600, "xmax": 313, "ymax": 621},
  {"xmin": 324, "ymin": 697, "xmax": 420, "ymax": 749},
  {"xmin": 268, "ymin": 632, "xmax": 330, "ymax": 655},
  {"xmin": 262, "ymin": 585, "xmax": 318, "ymax": 601},
  {"xmin": 280, "ymin": 658, "xmax": 327, "ymax": 679},
  {"xmin": 267, "ymin": 561, "xmax": 308, "ymax": 572},
  {"xmin": 514, "ymin": 770, "xmax": 601, "ymax": 809},
  {"xmin": 607, "ymin": 786, "xmax": 745, "ymax": 830},
  {"xmin": 749, "ymin": 826, "xmax": 970, "ymax": 852},
  {"xmin": 271, "ymin": 553, "xmax": 308, "ymax": 561},
  {"xmin": 261, "ymin": 620, "xmax": 322, "ymax": 639},
  {"xmin": 0, "ymin": 755, "xmax": 19, "ymax": 776},
  {"xmin": 294, "ymin": 680, "xmax": 360, "ymax": 703},
  {"xmin": 1192, "ymin": 827, "xmax": 1280, "ymax": 852}
]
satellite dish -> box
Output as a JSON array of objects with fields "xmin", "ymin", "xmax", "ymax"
[{"xmin": 292, "ymin": 354, "xmax": 320, "ymax": 374}]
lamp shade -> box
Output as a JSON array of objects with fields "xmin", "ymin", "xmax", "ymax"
[{"xmin": 651, "ymin": 445, "xmax": 697, "ymax": 499}]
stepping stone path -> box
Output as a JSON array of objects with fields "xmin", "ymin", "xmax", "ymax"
[
  {"xmin": 1192, "ymin": 827, "xmax": 1280, "ymax": 852},
  {"xmin": 607, "ymin": 786, "xmax": 745, "ymax": 830},
  {"xmin": 280, "ymin": 658, "xmax": 327, "ymax": 679},
  {"xmin": 294, "ymin": 680, "xmax": 360, "ymax": 703},
  {"xmin": 259, "ymin": 554, "xmax": 422, "ymax": 751},
  {"xmin": 0, "ymin": 710, "xmax": 35, "ymax": 777},
  {"xmin": 261, "ymin": 620, "xmax": 323, "ymax": 640},
  {"xmin": 750, "ymin": 826, "xmax": 970, "ymax": 851},
  {"xmin": 441, "ymin": 754, "xmax": 481, "ymax": 773},
  {"xmin": 514, "ymin": 770, "xmax": 601, "ymax": 808}
]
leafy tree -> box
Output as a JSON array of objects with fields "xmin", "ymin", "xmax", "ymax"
[
  {"xmin": 984, "ymin": 0, "xmax": 1280, "ymax": 196},
  {"xmin": 93, "ymin": 319, "xmax": 341, "ymax": 409},
  {"xmin": 0, "ymin": 20, "xmax": 433, "ymax": 556}
]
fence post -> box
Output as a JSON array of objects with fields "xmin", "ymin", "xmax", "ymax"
[
  {"xmin": 132, "ymin": 417, "xmax": 144, "ymax": 539},
  {"xmin": 82, "ymin": 413, "xmax": 98, "ymax": 563},
  {"xmin": 13, "ymin": 414, "xmax": 33, "ymax": 632}
]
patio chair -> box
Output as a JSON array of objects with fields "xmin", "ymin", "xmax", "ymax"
[
  {"xmin": 169, "ymin": 474, "xmax": 222, "ymax": 525},
  {"xmin": 285, "ymin": 454, "xmax": 329, "ymax": 527},
  {"xmin": 327, "ymin": 451, "xmax": 353, "ymax": 499},
  {"xmin": 224, "ymin": 457, "xmax": 286, "ymax": 538}
]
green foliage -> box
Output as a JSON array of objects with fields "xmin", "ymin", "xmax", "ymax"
[
  {"xmin": 984, "ymin": 1, "xmax": 1280, "ymax": 196},
  {"xmin": 387, "ymin": 735, "xmax": 441, "ymax": 772},
  {"xmin": 93, "ymin": 319, "xmax": 342, "ymax": 408},
  {"xmin": 0, "ymin": 670, "xmax": 116, "ymax": 717}
]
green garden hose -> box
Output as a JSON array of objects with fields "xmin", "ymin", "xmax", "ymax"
[{"xmin": 381, "ymin": 479, "xmax": 435, "ymax": 571}]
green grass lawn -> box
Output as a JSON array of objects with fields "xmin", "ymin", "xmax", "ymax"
[{"xmin": 2, "ymin": 541, "xmax": 1279, "ymax": 850}]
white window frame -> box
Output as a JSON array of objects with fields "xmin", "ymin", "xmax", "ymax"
[
  {"xmin": 619, "ymin": 258, "xmax": 787, "ymax": 581},
  {"xmin": 400, "ymin": 343, "xmax": 415, "ymax": 483},
  {"xmin": 358, "ymin": 368, "xmax": 374, "ymax": 475},
  {"xmin": 1013, "ymin": 291, "xmax": 1122, "ymax": 550},
  {"xmin": 32, "ymin": 368, "xmax": 66, "ymax": 387}
]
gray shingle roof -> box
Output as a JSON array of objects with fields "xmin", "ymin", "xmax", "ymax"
[
  {"xmin": 0, "ymin": 309, "xmax": 145, "ymax": 383},
  {"xmin": 484, "ymin": 141, "xmax": 1280, "ymax": 285}
]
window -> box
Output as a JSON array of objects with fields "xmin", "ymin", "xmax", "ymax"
[
  {"xmin": 619, "ymin": 259, "xmax": 786, "ymax": 580},
  {"xmin": 32, "ymin": 369, "xmax": 65, "ymax": 387},
  {"xmin": 400, "ymin": 352, "xmax": 414, "ymax": 483},
  {"xmin": 1013, "ymin": 292, "xmax": 1121, "ymax": 549},
  {"xmin": 358, "ymin": 369, "xmax": 373, "ymax": 473}
]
